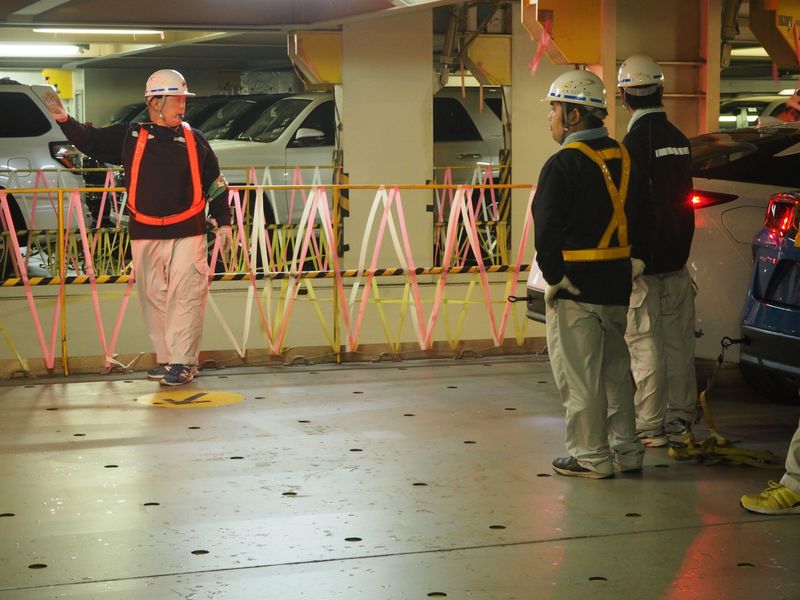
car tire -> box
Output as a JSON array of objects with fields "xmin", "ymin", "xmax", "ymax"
[{"xmin": 739, "ymin": 363, "xmax": 800, "ymax": 404}]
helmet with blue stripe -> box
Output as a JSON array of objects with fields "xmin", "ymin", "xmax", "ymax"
[
  {"xmin": 618, "ymin": 54, "xmax": 663, "ymax": 96},
  {"xmin": 545, "ymin": 70, "xmax": 607, "ymax": 110},
  {"xmin": 145, "ymin": 69, "xmax": 195, "ymax": 98}
]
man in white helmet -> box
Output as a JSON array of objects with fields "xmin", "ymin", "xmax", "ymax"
[
  {"xmin": 617, "ymin": 54, "xmax": 696, "ymax": 447},
  {"xmin": 41, "ymin": 69, "xmax": 232, "ymax": 386},
  {"xmin": 534, "ymin": 68, "xmax": 647, "ymax": 478}
]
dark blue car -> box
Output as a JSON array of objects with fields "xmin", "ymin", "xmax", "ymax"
[{"xmin": 741, "ymin": 190, "xmax": 800, "ymax": 401}]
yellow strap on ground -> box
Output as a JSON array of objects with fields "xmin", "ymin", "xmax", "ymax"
[
  {"xmin": 302, "ymin": 279, "xmax": 336, "ymax": 351},
  {"xmin": 668, "ymin": 437, "xmax": 780, "ymax": 468},
  {"xmin": 0, "ymin": 318, "xmax": 29, "ymax": 374}
]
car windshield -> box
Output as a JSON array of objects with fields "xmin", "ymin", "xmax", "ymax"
[
  {"xmin": 237, "ymin": 98, "xmax": 311, "ymax": 143},
  {"xmin": 690, "ymin": 126, "xmax": 800, "ymax": 187},
  {"xmin": 202, "ymin": 99, "xmax": 258, "ymax": 140}
]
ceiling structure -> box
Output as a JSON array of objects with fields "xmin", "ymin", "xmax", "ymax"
[
  {"xmin": 0, "ymin": 0, "xmax": 791, "ymax": 79},
  {"xmin": 0, "ymin": 0, "xmax": 457, "ymax": 71}
]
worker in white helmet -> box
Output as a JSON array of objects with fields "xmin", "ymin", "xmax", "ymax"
[
  {"xmin": 42, "ymin": 69, "xmax": 232, "ymax": 386},
  {"xmin": 534, "ymin": 69, "xmax": 647, "ymax": 478},
  {"xmin": 617, "ymin": 54, "xmax": 697, "ymax": 447}
]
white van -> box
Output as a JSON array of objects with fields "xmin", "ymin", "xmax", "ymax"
[
  {"xmin": 0, "ymin": 79, "xmax": 88, "ymax": 234},
  {"xmin": 210, "ymin": 90, "xmax": 503, "ymax": 224}
]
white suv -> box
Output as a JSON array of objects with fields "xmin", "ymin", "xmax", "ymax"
[
  {"xmin": 0, "ymin": 79, "xmax": 87, "ymax": 235},
  {"xmin": 209, "ymin": 89, "xmax": 503, "ymax": 224}
]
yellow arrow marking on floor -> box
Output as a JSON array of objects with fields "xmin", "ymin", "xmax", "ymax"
[{"xmin": 138, "ymin": 390, "xmax": 244, "ymax": 409}]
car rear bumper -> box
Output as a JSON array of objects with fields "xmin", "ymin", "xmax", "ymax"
[{"xmin": 740, "ymin": 324, "xmax": 800, "ymax": 376}]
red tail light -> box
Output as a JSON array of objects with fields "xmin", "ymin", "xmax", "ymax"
[
  {"xmin": 690, "ymin": 190, "xmax": 738, "ymax": 209},
  {"xmin": 765, "ymin": 192, "xmax": 800, "ymax": 238}
]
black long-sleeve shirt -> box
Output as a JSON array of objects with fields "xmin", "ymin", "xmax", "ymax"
[
  {"xmin": 533, "ymin": 133, "xmax": 649, "ymax": 306},
  {"xmin": 623, "ymin": 110, "xmax": 694, "ymax": 274},
  {"xmin": 58, "ymin": 118, "xmax": 230, "ymax": 240}
]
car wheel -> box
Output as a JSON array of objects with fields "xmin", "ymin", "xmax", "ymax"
[{"xmin": 739, "ymin": 363, "xmax": 800, "ymax": 404}]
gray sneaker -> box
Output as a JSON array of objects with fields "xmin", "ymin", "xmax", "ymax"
[
  {"xmin": 637, "ymin": 429, "xmax": 669, "ymax": 448},
  {"xmin": 666, "ymin": 418, "xmax": 693, "ymax": 442},
  {"xmin": 146, "ymin": 364, "xmax": 170, "ymax": 380},
  {"xmin": 160, "ymin": 364, "xmax": 196, "ymax": 386}
]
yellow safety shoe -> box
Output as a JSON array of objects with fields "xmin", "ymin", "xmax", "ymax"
[{"xmin": 740, "ymin": 481, "xmax": 800, "ymax": 515}]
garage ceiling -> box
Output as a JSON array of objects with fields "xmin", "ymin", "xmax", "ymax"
[{"xmin": 0, "ymin": 0, "xmax": 457, "ymax": 71}]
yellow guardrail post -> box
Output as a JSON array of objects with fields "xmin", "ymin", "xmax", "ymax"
[{"xmin": 57, "ymin": 189, "xmax": 68, "ymax": 375}]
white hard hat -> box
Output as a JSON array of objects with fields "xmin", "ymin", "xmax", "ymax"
[
  {"xmin": 618, "ymin": 54, "xmax": 663, "ymax": 96},
  {"xmin": 144, "ymin": 69, "xmax": 194, "ymax": 98},
  {"xmin": 545, "ymin": 70, "xmax": 607, "ymax": 110}
]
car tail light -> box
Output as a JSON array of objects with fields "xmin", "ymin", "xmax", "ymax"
[
  {"xmin": 49, "ymin": 141, "xmax": 82, "ymax": 169},
  {"xmin": 764, "ymin": 192, "xmax": 800, "ymax": 238},
  {"xmin": 689, "ymin": 190, "xmax": 738, "ymax": 209}
]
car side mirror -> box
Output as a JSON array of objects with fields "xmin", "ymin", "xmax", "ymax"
[{"xmin": 292, "ymin": 127, "xmax": 326, "ymax": 146}]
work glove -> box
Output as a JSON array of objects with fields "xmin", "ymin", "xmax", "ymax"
[
  {"xmin": 40, "ymin": 87, "xmax": 69, "ymax": 123},
  {"xmin": 217, "ymin": 225, "xmax": 233, "ymax": 256},
  {"xmin": 631, "ymin": 258, "xmax": 646, "ymax": 281},
  {"xmin": 544, "ymin": 275, "xmax": 580, "ymax": 309}
]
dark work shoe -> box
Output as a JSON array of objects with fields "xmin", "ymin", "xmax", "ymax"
[
  {"xmin": 146, "ymin": 364, "xmax": 170, "ymax": 380},
  {"xmin": 160, "ymin": 364, "xmax": 196, "ymax": 386},
  {"xmin": 552, "ymin": 456, "xmax": 613, "ymax": 479}
]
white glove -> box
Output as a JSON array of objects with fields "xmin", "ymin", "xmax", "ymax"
[
  {"xmin": 217, "ymin": 225, "xmax": 233, "ymax": 256},
  {"xmin": 40, "ymin": 87, "xmax": 68, "ymax": 122},
  {"xmin": 631, "ymin": 258, "xmax": 646, "ymax": 281},
  {"xmin": 544, "ymin": 275, "xmax": 580, "ymax": 309}
]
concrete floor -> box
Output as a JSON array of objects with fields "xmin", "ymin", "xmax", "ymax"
[{"xmin": 0, "ymin": 356, "xmax": 798, "ymax": 600}]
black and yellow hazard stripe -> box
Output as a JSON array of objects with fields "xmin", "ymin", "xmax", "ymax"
[{"xmin": 1, "ymin": 264, "xmax": 531, "ymax": 286}]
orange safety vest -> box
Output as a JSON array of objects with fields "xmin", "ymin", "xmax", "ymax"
[{"xmin": 127, "ymin": 121, "xmax": 205, "ymax": 226}]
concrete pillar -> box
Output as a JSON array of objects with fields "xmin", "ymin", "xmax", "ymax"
[{"xmin": 341, "ymin": 11, "xmax": 434, "ymax": 270}]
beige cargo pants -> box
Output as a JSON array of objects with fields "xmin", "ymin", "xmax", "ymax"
[{"xmin": 131, "ymin": 235, "xmax": 208, "ymax": 366}]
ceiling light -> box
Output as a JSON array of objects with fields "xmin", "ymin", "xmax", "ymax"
[
  {"xmin": 34, "ymin": 28, "xmax": 163, "ymax": 35},
  {"xmin": 730, "ymin": 46, "xmax": 769, "ymax": 57},
  {"xmin": 0, "ymin": 43, "xmax": 81, "ymax": 57}
]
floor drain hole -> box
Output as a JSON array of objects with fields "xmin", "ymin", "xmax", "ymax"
[
  {"xmin": 188, "ymin": 426, "xmax": 201, "ymax": 430},
  {"xmin": 123, "ymin": 380, "xmax": 134, "ymax": 383},
  {"xmin": 191, "ymin": 550, "xmax": 209, "ymax": 556},
  {"xmin": 45, "ymin": 408, "xmax": 59, "ymax": 411},
  {"xmin": 282, "ymin": 492, "xmax": 298, "ymax": 497},
  {"xmin": 254, "ymin": 396, "xmax": 265, "ymax": 399},
  {"xmin": 588, "ymin": 576, "xmax": 608, "ymax": 582},
  {"xmin": 24, "ymin": 385, "xmax": 36, "ymax": 388},
  {"xmin": 104, "ymin": 465, "xmax": 119, "ymax": 469},
  {"xmin": 625, "ymin": 513, "xmax": 642, "ymax": 518},
  {"xmin": 463, "ymin": 440, "xmax": 477, "ymax": 444},
  {"xmin": 427, "ymin": 593, "xmax": 447, "ymax": 598},
  {"xmin": 28, "ymin": 563, "xmax": 47, "ymax": 569},
  {"xmin": 345, "ymin": 537, "xmax": 362, "ymax": 542},
  {"xmin": 654, "ymin": 464, "xmax": 670, "ymax": 468},
  {"xmin": 143, "ymin": 502, "xmax": 160, "ymax": 506},
  {"xmin": 298, "ymin": 420, "xmax": 311, "ymax": 423},
  {"xmin": 352, "ymin": 391, "xmax": 364, "ymax": 394},
  {"xmin": 504, "ymin": 407, "xmax": 517, "ymax": 411},
  {"xmin": 350, "ymin": 448, "xmax": 363, "ymax": 452},
  {"xmin": 738, "ymin": 562, "xmax": 756, "ymax": 568},
  {"xmin": 73, "ymin": 433, "xmax": 86, "ymax": 437},
  {"xmin": 536, "ymin": 473, "xmax": 552, "ymax": 477},
  {"xmin": 217, "ymin": 375, "xmax": 229, "ymax": 379},
  {"xmin": 447, "ymin": 386, "xmax": 458, "ymax": 389},
  {"xmin": 403, "ymin": 413, "xmax": 415, "ymax": 417},
  {"xmin": 489, "ymin": 525, "xmax": 506, "ymax": 530},
  {"xmin": 0, "ymin": 513, "xmax": 15, "ymax": 517},
  {"xmin": 412, "ymin": 482, "xmax": 428, "ymax": 486},
  {"xmin": 230, "ymin": 456, "xmax": 244, "ymax": 460},
  {"xmin": 537, "ymin": 380, "xmax": 548, "ymax": 384}
]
